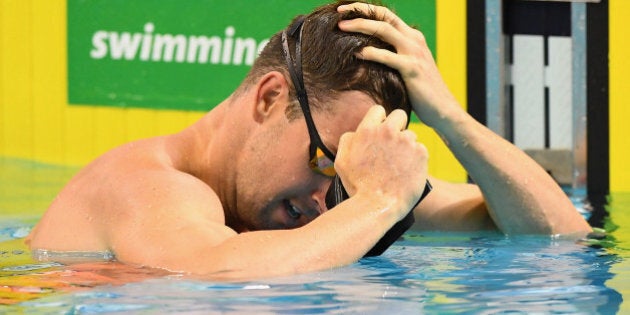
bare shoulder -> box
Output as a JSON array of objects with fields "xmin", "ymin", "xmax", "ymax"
[{"xmin": 28, "ymin": 137, "xmax": 234, "ymax": 256}]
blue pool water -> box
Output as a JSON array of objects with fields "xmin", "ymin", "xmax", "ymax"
[{"xmin": 1, "ymin": 158, "xmax": 629, "ymax": 314}]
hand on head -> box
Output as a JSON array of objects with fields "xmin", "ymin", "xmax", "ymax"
[
  {"xmin": 337, "ymin": 2, "xmax": 460, "ymax": 127},
  {"xmin": 335, "ymin": 105, "xmax": 428, "ymax": 218}
]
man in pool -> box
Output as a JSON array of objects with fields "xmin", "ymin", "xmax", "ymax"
[{"xmin": 27, "ymin": 1, "xmax": 592, "ymax": 278}]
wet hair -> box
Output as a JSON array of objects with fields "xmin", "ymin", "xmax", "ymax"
[{"xmin": 237, "ymin": 0, "xmax": 411, "ymax": 120}]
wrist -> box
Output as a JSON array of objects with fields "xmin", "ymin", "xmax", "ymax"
[
  {"xmin": 353, "ymin": 189, "xmax": 410, "ymax": 225},
  {"xmin": 423, "ymin": 101, "xmax": 471, "ymax": 137}
]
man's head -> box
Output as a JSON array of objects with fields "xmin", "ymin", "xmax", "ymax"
[
  {"xmin": 228, "ymin": 1, "xmax": 411, "ymax": 232},
  {"xmin": 238, "ymin": 1, "xmax": 411, "ymax": 119}
]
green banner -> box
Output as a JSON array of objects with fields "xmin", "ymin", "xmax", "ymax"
[{"xmin": 68, "ymin": 0, "xmax": 435, "ymax": 111}]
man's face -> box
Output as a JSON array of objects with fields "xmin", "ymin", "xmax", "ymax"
[{"xmin": 234, "ymin": 91, "xmax": 375, "ymax": 231}]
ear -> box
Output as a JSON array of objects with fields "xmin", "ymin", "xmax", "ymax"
[{"xmin": 253, "ymin": 71, "xmax": 291, "ymax": 123}]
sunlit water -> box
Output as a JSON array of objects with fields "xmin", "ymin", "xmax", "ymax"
[{"xmin": 1, "ymin": 157, "xmax": 629, "ymax": 314}]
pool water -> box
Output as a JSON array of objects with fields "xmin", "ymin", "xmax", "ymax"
[{"xmin": 1, "ymin": 157, "xmax": 629, "ymax": 314}]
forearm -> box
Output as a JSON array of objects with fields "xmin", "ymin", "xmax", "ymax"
[
  {"xmin": 161, "ymin": 107, "xmax": 426, "ymax": 279},
  {"xmin": 334, "ymin": 2, "xmax": 590, "ymax": 236},
  {"xmin": 189, "ymin": 192, "xmax": 402, "ymax": 279},
  {"xmin": 430, "ymin": 103, "xmax": 591, "ymax": 235},
  {"xmin": 221, "ymin": 197, "xmax": 398, "ymax": 278}
]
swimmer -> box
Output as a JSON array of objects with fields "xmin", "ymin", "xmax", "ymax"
[{"xmin": 27, "ymin": 1, "xmax": 592, "ymax": 279}]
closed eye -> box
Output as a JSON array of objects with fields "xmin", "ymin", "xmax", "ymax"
[{"xmin": 284, "ymin": 200, "xmax": 303, "ymax": 220}]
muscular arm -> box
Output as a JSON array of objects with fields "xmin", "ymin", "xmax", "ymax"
[
  {"xmin": 108, "ymin": 107, "xmax": 428, "ymax": 279},
  {"xmin": 30, "ymin": 150, "xmax": 404, "ymax": 279},
  {"xmin": 338, "ymin": 3, "xmax": 591, "ymax": 235},
  {"xmin": 426, "ymin": 104, "xmax": 590, "ymax": 235},
  {"xmin": 111, "ymin": 188, "xmax": 405, "ymax": 280}
]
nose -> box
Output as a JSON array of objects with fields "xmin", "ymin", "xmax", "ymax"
[{"xmin": 312, "ymin": 177, "xmax": 334, "ymax": 213}]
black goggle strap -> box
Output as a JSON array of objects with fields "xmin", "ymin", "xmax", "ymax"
[{"xmin": 281, "ymin": 17, "xmax": 336, "ymax": 163}]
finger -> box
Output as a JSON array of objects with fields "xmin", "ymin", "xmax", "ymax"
[
  {"xmin": 383, "ymin": 109, "xmax": 408, "ymax": 131},
  {"xmin": 356, "ymin": 46, "xmax": 406, "ymax": 73},
  {"xmin": 335, "ymin": 131, "xmax": 354, "ymax": 165},
  {"xmin": 356, "ymin": 105, "xmax": 386, "ymax": 130},
  {"xmin": 338, "ymin": 18, "xmax": 407, "ymax": 50},
  {"xmin": 338, "ymin": 3, "xmax": 405, "ymax": 31},
  {"xmin": 401, "ymin": 129, "xmax": 418, "ymax": 142}
]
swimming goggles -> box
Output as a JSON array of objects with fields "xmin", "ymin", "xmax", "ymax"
[
  {"xmin": 280, "ymin": 16, "xmax": 433, "ymax": 257},
  {"xmin": 281, "ymin": 16, "xmax": 337, "ymax": 178}
]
